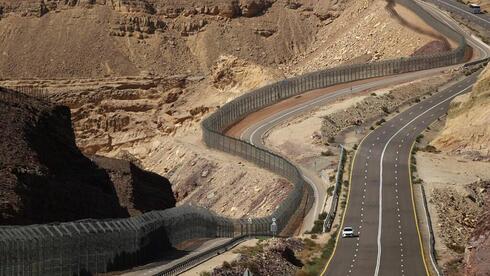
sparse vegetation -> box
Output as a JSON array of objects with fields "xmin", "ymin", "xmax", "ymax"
[
  {"xmin": 375, "ymin": 118, "xmax": 386, "ymax": 126},
  {"xmin": 310, "ymin": 220, "xmax": 324, "ymax": 233},
  {"xmin": 321, "ymin": 149, "xmax": 333, "ymax": 156},
  {"xmin": 327, "ymin": 186, "xmax": 335, "ymax": 196},
  {"xmin": 300, "ymin": 230, "xmax": 339, "ymax": 276},
  {"xmin": 423, "ymin": 145, "xmax": 440, "ymax": 153}
]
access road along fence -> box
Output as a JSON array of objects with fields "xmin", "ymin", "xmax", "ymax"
[{"xmin": 0, "ymin": 0, "xmax": 469, "ymax": 275}]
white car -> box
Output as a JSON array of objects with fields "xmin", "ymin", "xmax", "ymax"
[{"xmin": 342, "ymin": 226, "xmax": 354, "ymax": 238}]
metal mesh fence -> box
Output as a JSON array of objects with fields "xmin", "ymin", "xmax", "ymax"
[
  {"xmin": 0, "ymin": 206, "xmax": 236, "ymax": 275},
  {"xmin": 202, "ymin": 0, "xmax": 467, "ymax": 239},
  {"xmin": 0, "ymin": 0, "xmax": 469, "ymax": 274},
  {"xmin": 0, "ymin": 86, "xmax": 49, "ymax": 104}
]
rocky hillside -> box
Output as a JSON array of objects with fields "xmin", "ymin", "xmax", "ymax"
[
  {"xmin": 432, "ymin": 64, "xmax": 490, "ymax": 160},
  {"xmin": 0, "ymin": 0, "xmax": 446, "ymax": 79},
  {"xmin": 0, "ymin": 88, "xmax": 175, "ymax": 225},
  {"xmin": 0, "ymin": 0, "xmax": 452, "ymax": 219}
]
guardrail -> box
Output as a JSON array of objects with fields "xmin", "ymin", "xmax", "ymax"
[
  {"xmin": 420, "ymin": 186, "xmax": 444, "ymax": 276},
  {"xmin": 323, "ymin": 146, "xmax": 346, "ymax": 233},
  {"xmin": 0, "ymin": 0, "xmax": 471, "ymax": 275}
]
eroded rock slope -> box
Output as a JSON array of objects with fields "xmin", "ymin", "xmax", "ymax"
[{"xmin": 0, "ymin": 89, "xmax": 175, "ymax": 225}]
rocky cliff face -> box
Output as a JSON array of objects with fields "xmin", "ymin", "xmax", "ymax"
[
  {"xmin": 432, "ymin": 64, "xmax": 490, "ymax": 160},
  {"xmin": 0, "ymin": 0, "xmax": 319, "ymax": 79},
  {"xmin": 0, "ymin": 88, "xmax": 175, "ymax": 225}
]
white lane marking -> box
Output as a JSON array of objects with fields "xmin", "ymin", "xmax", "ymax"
[
  {"xmin": 373, "ymin": 82, "xmax": 473, "ymax": 276},
  {"xmin": 244, "ymin": 79, "xmax": 374, "ymax": 143}
]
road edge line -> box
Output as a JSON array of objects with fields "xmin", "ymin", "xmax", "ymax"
[
  {"xmin": 408, "ymin": 141, "xmax": 431, "ymax": 276},
  {"xmin": 320, "ymin": 132, "xmax": 372, "ymax": 275}
]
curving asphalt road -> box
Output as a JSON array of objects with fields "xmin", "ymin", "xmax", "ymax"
[
  {"xmin": 234, "ymin": 2, "xmax": 490, "ymax": 276},
  {"xmin": 322, "ymin": 72, "xmax": 479, "ymax": 276},
  {"xmin": 238, "ymin": 67, "xmax": 457, "ymax": 233},
  {"xmin": 321, "ymin": 2, "xmax": 490, "ymax": 276}
]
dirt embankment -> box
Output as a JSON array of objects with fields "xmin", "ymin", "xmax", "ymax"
[
  {"xmin": 0, "ymin": 90, "xmax": 175, "ymax": 225},
  {"xmin": 320, "ymin": 72, "xmax": 459, "ymax": 143},
  {"xmin": 422, "ymin": 64, "xmax": 490, "ymax": 276},
  {"xmin": 432, "ymin": 64, "xmax": 490, "ymax": 160}
]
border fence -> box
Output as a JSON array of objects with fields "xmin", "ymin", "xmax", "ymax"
[
  {"xmin": 0, "ymin": 0, "xmax": 470, "ymax": 274},
  {"xmin": 0, "ymin": 86, "xmax": 49, "ymax": 104}
]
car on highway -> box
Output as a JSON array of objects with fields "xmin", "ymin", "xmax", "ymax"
[
  {"xmin": 469, "ymin": 4, "xmax": 481, "ymax": 14},
  {"xmin": 342, "ymin": 226, "xmax": 354, "ymax": 238}
]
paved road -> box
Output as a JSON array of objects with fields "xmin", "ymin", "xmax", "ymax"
[
  {"xmin": 322, "ymin": 2, "xmax": 490, "ymax": 276},
  {"xmin": 238, "ymin": 67, "xmax": 454, "ymax": 233},
  {"xmin": 322, "ymin": 72, "xmax": 479, "ymax": 276},
  {"xmin": 237, "ymin": 0, "xmax": 490, "ymax": 234},
  {"xmin": 425, "ymin": 0, "xmax": 490, "ymax": 29}
]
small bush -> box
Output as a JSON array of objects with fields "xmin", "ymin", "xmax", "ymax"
[
  {"xmin": 424, "ymin": 145, "xmax": 440, "ymax": 153},
  {"xmin": 370, "ymin": 126, "xmax": 375, "ymax": 130},
  {"xmin": 311, "ymin": 234, "xmax": 318, "ymax": 240},
  {"xmin": 319, "ymin": 212, "xmax": 328, "ymax": 220},
  {"xmin": 311, "ymin": 220, "xmax": 324, "ymax": 233},
  {"xmin": 327, "ymin": 186, "xmax": 335, "ymax": 196},
  {"xmin": 222, "ymin": 261, "xmax": 232, "ymax": 269},
  {"xmin": 321, "ymin": 149, "xmax": 333, "ymax": 156},
  {"xmin": 352, "ymin": 144, "xmax": 358, "ymax": 150},
  {"xmin": 376, "ymin": 118, "xmax": 386, "ymax": 126},
  {"xmin": 371, "ymin": 92, "xmax": 377, "ymax": 96},
  {"xmin": 340, "ymin": 200, "xmax": 346, "ymax": 208},
  {"xmin": 328, "ymin": 136, "xmax": 335, "ymax": 143},
  {"xmin": 381, "ymin": 106, "xmax": 390, "ymax": 113},
  {"xmin": 415, "ymin": 97, "xmax": 421, "ymax": 103}
]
